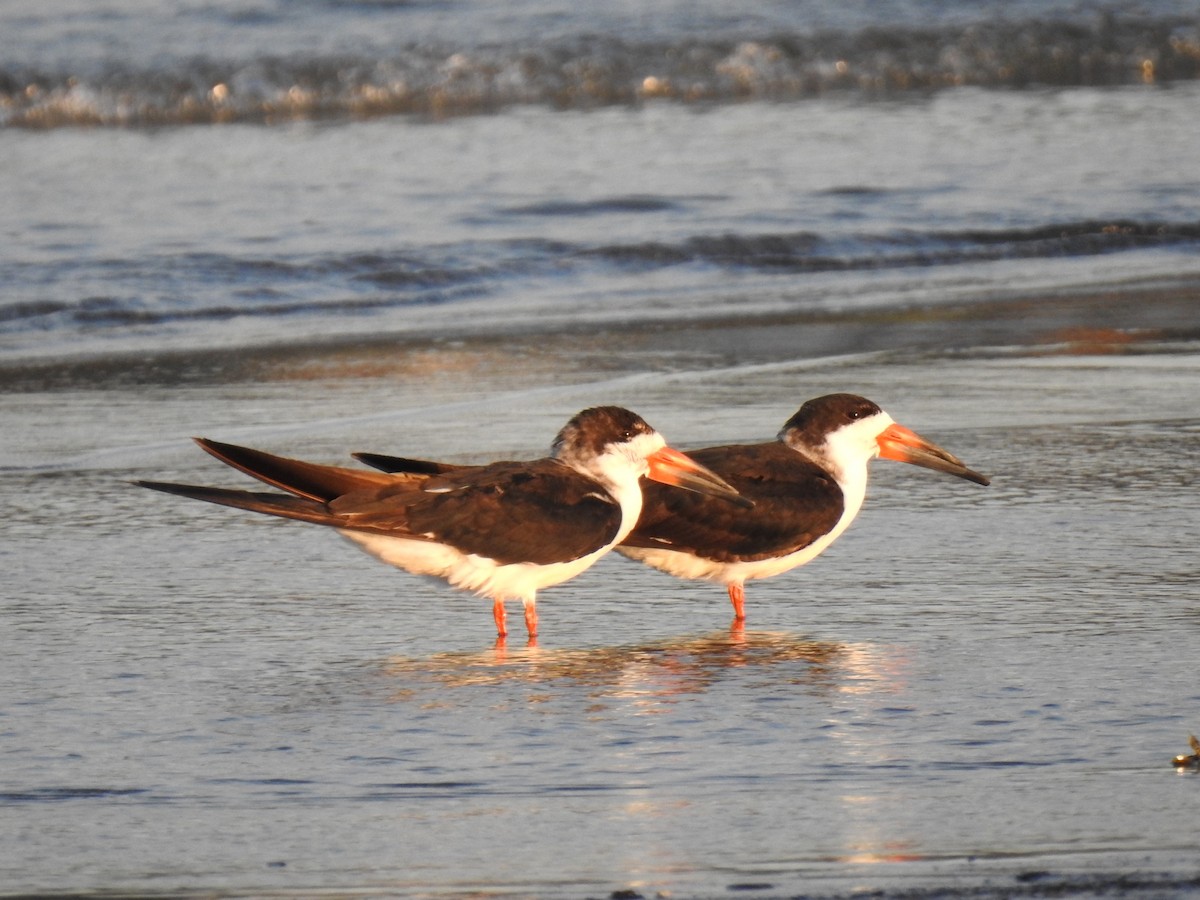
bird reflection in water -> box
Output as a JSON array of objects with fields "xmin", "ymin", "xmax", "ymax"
[{"xmin": 382, "ymin": 628, "xmax": 900, "ymax": 708}]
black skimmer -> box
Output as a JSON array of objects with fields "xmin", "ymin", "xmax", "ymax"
[
  {"xmin": 356, "ymin": 394, "xmax": 988, "ymax": 625},
  {"xmin": 136, "ymin": 407, "xmax": 745, "ymax": 639},
  {"xmin": 617, "ymin": 394, "xmax": 989, "ymax": 621}
]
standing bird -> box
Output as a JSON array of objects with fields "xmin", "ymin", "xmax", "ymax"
[
  {"xmin": 615, "ymin": 394, "xmax": 989, "ymax": 621},
  {"xmin": 355, "ymin": 394, "xmax": 989, "ymax": 625},
  {"xmin": 137, "ymin": 406, "xmax": 747, "ymax": 639}
]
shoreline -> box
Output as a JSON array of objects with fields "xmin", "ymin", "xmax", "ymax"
[{"xmin": 2, "ymin": 279, "xmax": 1198, "ymax": 393}]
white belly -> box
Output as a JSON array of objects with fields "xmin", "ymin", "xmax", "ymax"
[
  {"xmin": 621, "ymin": 463, "xmax": 868, "ymax": 589},
  {"xmin": 339, "ymin": 530, "xmax": 609, "ymax": 602},
  {"xmin": 621, "ymin": 524, "xmax": 843, "ymax": 587}
]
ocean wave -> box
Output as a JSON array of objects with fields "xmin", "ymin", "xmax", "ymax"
[
  {"xmin": 587, "ymin": 221, "xmax": 1200, "ymax": 272},
  {"xmin": 3, "ymin": 219, "xmax": 1197, "ymax": 334},
  {"xmin": 3, "ymin": 15, "xmax": 1198, "ymax": 128}
]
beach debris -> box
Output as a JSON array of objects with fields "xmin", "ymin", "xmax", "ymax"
[{"xmin": 1171, "ymin": 734, "xmax": 1200, "ymax": 769}]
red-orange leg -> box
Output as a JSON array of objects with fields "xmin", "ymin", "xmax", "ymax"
[
  {"xmin": 492, "ymin": 598, "xmax": 508, "ymax": 637},
  {"xmin": 727, "ymin": 583, "xmax": 746, "ymax": 621}
]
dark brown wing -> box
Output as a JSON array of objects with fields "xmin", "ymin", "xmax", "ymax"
[
  {"xmin": 136, "ymin": 439, "xmax": 411, "ymax": 527},
  {"xmin": 196, "ymin": 438, "xmax": 395, "ymax": 500},
  {"xmin": 140, "ymin": 442, "xmax": 623, "ymax": 566},
  {"xmin": 330, "ymin": 460, "xmax": 623, "ymax": 566},
  {"xmin": 135, "ymin": 481, "xmax": 347, "ymax": 526},
  {"xmin": 353, "ymin": 452, "xmax": 465, "ymax": 476},
  {"xmin": 621, "ymin": 442, "xmax": 843, "ymax": 563}
]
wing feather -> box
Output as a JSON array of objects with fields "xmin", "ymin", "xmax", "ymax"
[
  {"xmin": 142, "ymin": 446, "xmax": 623, "ymax": 567},
  {"xmin": 135, "ymin": 481, "xmax": 344, "ymax": 526},
  {"xmin": 352, "ymin": 452, "xmax": 463, "ymax": 476},
  {"xmin": 333, "ymin": 460, "xmax": 622, "ymax": 565},
  {"xmin": 622, "ymin": 443, "xmax": 843, "ymax": 563},
  {"xmin": 196, "ymin": 438, "xmax": 394, "ymax": 501}
]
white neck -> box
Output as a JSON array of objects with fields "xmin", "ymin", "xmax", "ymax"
[
  {"xmin": 573, "ymin": 431, "xmax": 665, "ymax": 545},
  {"xmin": 789, "ymin": 410, "xmax": 892, "ymax": 538}
]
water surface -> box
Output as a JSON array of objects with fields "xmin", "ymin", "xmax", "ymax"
[
  {"xmin": 2, "ymin": 1, "xmax": 1199, "ymax": 896},
  {"xmin": 3, "ymin": 340, "xmax": 1199, "ymax": 898}
]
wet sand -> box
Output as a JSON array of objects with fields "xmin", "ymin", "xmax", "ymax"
[{"xmin": 3, "ymin": 279, "xmax": 1199, "ymax": 395}]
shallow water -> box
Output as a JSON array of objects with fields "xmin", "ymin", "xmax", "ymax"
[{"xmin": 3, "ymin": 337, "xmax": 1199, "ymax": 898}]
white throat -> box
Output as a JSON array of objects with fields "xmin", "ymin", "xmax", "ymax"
[
  {"xmin": 792, "ymin": 411, "xmax": 894, "ymax": 539},
  {"xmin": 576, "ymin": 430, "xmax": 665, "ymax": 544}
]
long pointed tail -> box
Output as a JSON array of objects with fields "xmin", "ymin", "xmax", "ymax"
[
  {"xmin": 353, "ymin": 452, "xmax": 467, "ymax": 476},
  {"xmin": 194, "ymin": 438, "xmax": 394, "ymax": 501},
  {"xmin": 135, "ymin": 480, "xmax": 347, "ymax": 527}
]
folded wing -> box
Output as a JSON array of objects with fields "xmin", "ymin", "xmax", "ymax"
[
  {"xmin": 622, "ymin": 443, "xmax": 845, "ymax": 563},
  {"xmin": 138, "ymin": 440, "xmax": 623, "ymax": 566}
]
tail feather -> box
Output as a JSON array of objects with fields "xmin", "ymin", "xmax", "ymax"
[
  {"xmin": 135, "ymin": 480, "xmax": 346, "ymax": 527},
  {"xmin": 195, "ymin": 438, "xmax": 394, "ymax": 502},
  {"xmin": 353, "ymin": 452, "xmax": 467, "ymax": 476}
]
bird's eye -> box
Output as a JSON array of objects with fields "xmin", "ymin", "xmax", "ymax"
[
  {"xmin": 622, "ymin": 430, "xmax": 634, "ymax": 440},
  {"xmin": 848, "ymin": 410, "xmax": 862, "ymax": 420}
]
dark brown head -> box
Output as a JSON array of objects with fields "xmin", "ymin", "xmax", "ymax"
[
  {"xmin": 551, "ymin": 406, "xmax": 656, "ymax": 463},
  {"xmin": 552, "ymin": 406, "xmax": 749, "ymax": 506},
  {"xmin": 780, "ymin": 394, "xmax": 990, "ymax": 486},
  {"xmin": 779, "ymin": 394, "xmax": 884, "ymax": 452}
]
